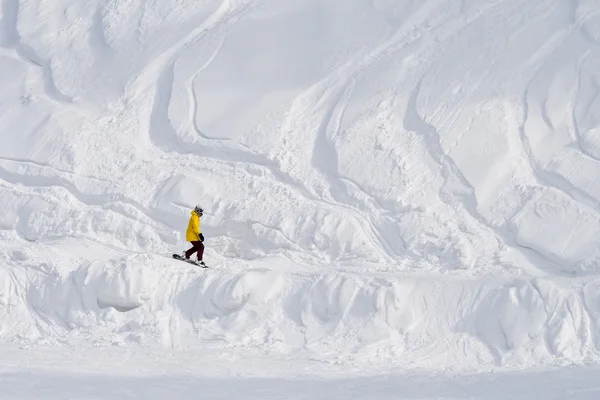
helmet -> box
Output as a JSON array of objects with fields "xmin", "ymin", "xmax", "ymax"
[{"xmin": 194, "ymin": 205, "xmax": 203, "ymax": 215}]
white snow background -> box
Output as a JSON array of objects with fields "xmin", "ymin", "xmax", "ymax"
[{"xmin": 1, "ymin": 0, "xmax": 600, "ymax": 398}]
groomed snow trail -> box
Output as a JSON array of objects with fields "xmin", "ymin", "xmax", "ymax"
[{"xmin": 1, "ymin": 0, "xmax": 600, "ymax": 371}]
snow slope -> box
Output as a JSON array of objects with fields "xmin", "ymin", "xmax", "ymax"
[{"xmin": 1, "ymin": 0, "xmax": 600, "ymax": 372}]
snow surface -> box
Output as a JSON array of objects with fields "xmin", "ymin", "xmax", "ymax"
[
  {"xmin": 2, "ymin": 345, "xmax": 600, "ymax": 399},
  {"xmin": 2, "ymin": 0, "xmax": 600, "ymax": 396}
]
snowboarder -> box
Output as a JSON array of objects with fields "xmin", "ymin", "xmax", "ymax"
[{"xmin": 182, "ymin": 205, "xmax": 205, "ymax": 266}]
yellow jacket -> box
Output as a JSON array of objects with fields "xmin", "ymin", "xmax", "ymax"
[{"xmin": 186, "ymin": 211, "xmax": 202, "ymax": 241}]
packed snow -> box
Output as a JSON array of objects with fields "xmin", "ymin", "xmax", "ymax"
[{"xmin": 2, "ymin": 0, "xmax": 600, "ymax": 397}]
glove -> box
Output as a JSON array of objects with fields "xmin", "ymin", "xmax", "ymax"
[{"xmin": 199, "ymin": 233, "xmax": 204, "ymax": 242}]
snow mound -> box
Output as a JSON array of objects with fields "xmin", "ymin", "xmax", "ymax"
[{"xmin": 2, "ymin": 248, "xmax": 600, "ymax": 369}]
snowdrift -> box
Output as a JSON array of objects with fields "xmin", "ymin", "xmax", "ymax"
[
  {"xmin": 1, "ymin": 0, "xmax": 600, "ymax": 369},
  {"xmin": 2, "ymin": 241, "xmax": 600, "ymax": 369}
]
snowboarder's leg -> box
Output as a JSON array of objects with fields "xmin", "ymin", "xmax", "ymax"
[
  {"xmin": 185, "ymin": 241, "xmax": 204, "ymax": 260},
  {"xmin": 196, "ymin": 241, "xmax": 205, "ymax": 261},
  {"xmin": 184, "ymin": 242, "xmax": 198, "ymax": 259}
]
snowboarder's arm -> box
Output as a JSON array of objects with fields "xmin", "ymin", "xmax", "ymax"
[{"xmin": 191, "ymin": 215, "xmax": 201, "ymax": 235}]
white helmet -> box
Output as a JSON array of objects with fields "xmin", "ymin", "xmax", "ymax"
[{"xmin": 194, "ymin": 205, "xmax": 203, "ymax": 215}]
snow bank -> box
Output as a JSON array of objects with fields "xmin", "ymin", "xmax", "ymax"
[
  {"xmin": 2, "ymin": 250, "xmax": 599, "ymax": 369},
  {"xmin": 469, "ymin": 278, "xmax": 595, "ymax": 366}
]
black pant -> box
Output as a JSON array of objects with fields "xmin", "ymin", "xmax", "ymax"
[{"xmin": 185, "ymin": 241, "xmax": 204, "ymax": 260}]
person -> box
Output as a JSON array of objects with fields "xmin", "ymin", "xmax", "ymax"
[{"xmin": 183, "ymin": 205, "xmax": 205, "ymax": 266}]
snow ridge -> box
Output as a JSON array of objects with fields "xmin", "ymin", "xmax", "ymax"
[{"xmin": 2, "ymin": 247, "xmax": 600, "ymax": 369}]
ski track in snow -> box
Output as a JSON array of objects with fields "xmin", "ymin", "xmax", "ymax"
[{"xmin": 2, "ymin": 0, "xmax": 600, "ymax": 375}]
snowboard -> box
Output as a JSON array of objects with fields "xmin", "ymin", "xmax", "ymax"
[{"xmin": 172, "ymin": 254, "xmax": 208, "ymax": 268}]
